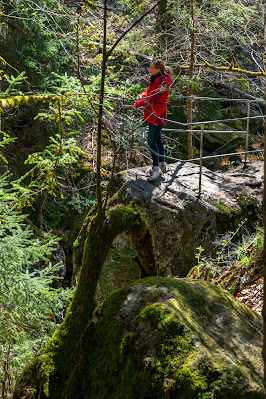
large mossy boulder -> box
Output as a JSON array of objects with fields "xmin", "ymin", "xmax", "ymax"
[{"xmin": 65, "ymin": 278, "xmax": 263, "ymax": 399}]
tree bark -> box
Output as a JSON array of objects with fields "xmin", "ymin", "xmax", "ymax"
[
  {"xmin": 260, "ymin": 7, "xmax": 266, "ymax": 396},
  {"xmin": 263, "ymin": 88, "xmax": 266, "ymax": 399},
  {"xmin": 187, "ymin": 0, "xmax": 195, "ymax": 160},
  {"xmin": 13, "ymin": 205, "xmax": 158, "ymax": 399},
  {"xmin": 96, "ymin": 0, "xmax": 107, "ymax": 213}
]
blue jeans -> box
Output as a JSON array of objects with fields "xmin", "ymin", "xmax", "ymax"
[{"xmin": 147, "ymin": 123, "xmax": 165, "ymax": 167}]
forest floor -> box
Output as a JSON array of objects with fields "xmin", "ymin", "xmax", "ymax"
[
  {"xmin": 218, "ymin": 160, "xmax": 263, "ymax": 315},
  {"xmin": 237, "ymin": 279, "xmax": 263, "ymax": 315}
]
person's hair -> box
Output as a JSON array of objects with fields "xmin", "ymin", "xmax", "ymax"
[{"xmin": 151, "ymin": 59, "xmax": 173, "ymax": 76}]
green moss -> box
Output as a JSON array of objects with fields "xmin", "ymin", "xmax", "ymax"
[
  {"xmin": 214, "ymin": 193, "xmax": 260, "ymax": 236},
  {"xmin": 72, "ymin": 161, "xmax": 94, "ymax": 185},
  {"xmin": 214, "ymin": 201, "xmax": 239, "ymax": 215},
  {"xmin": 235, "ymin": 193, "xmax": 257, "ymax": 208},
  {"xmin": 0, "ymin": 94, "xmax": 65, "ymax": 110},
  {"xmin": 14, "ymin": 205, "xmax": 158, "ymax": 398},
  {"xmin": 96, "ymin": 246, "xmax": 140, "ymax": 304},
  {"xmin": 65, "ymin": 278, "xmax": 263, "ymax": 399}
]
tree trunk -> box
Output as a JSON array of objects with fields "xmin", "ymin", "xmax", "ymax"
[
  {"xmin": 96, "ymin": 0, "xmax": 107, "ymax": 213},
  {"xmin": 262, "ymin": 90, "xmax": 266, "ymax": 399},
  {"xmin": 13, "ymin": 206, "xmax": 158, "ymax": 399},
  {"xmin": 187, "ymin": 0, "xmax": 195, "ymax": 160}
]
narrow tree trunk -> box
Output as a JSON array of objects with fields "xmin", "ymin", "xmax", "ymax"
[
  {"xmin": 96, "ymin": 0, "xmax": 107, "ymax": 213},
  {"xmin": 187, "ymin": 0, "xmax": 195, "ymax": 160},
  {"xmin": 96, "ymin": 0, "xmax": 166, "ymax": 212},
  {"xmin": 263, "ymin": 89, "xmax": 266, "ymax": 399},
  {"xmin": 261, "ymin": 7, "xmax": 266, "ymax": 396}
]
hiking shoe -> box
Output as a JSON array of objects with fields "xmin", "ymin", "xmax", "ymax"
[
  {"xmin": 159, "ymin": 162, "xmax": 167, "ymax": 173},
  {"xmin": 149, "ymin": 167, "xmax": 157, "ymax": 175},
  {"xmin": 147, "ymin": 166, "xmax": 162, "ymax": 182}
]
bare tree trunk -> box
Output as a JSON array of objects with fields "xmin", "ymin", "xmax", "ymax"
[
  {"xmin": 96, "ymin": 0, "xmax": 107, "ymax": 213},
  {"xmin": 263, "ymin": 86, "xmax": 266, "ymax": 399},
  {"xmin": 260, "ymin": 6, "xmax": 266, "ymax": 397},
  {"xmin": 187, "ymin": 0, "xmax": 195, "ymax": 160},
  {"xmin": 262, "ymin": 88, "xmax": 266, "ymax": 399},
  {"xmin": 96, "ymin": 0, "xmax": 166, "ymax": 213}
]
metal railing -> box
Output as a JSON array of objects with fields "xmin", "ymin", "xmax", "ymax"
[{"xmin": 142, "ymin": 95, "xmax": 265, "ymax": 195}]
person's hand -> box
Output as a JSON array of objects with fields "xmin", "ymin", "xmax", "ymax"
[{"xmin": 133, "ymin": 103, "xmax": 137, "ymax": 109}]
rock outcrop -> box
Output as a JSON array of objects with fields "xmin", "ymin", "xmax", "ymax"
[
  {"xmin": 112, "ymin": 161, "xmax": 263, "ymax": 276},
  {"xmin": 66, "ymin": 278, "xmax": 263, "ymax": 399}
]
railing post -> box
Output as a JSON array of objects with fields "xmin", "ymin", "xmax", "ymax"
[
  {"xmin": 245, "ymin": 102, "xmax": 250, "ymax": 166},
  {"xmin": 199, "ymin": 124, "xmax": 204, "ymax": 195},
  {"xmin": 125, "ymin": 146, "xmax": 128, "ymax": 170}
]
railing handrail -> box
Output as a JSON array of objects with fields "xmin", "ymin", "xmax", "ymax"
[
  {"xmin": 141, "ymin": 94, "xmax": 265, "ymax": 196},
  {"xmin": 171, "ymin": 94, "xmax": 265, "ymax": 103},
  {"xmin": 142, "ymin": 132, "xmax": 264, "ymax": 163},
  {"xmin": 144, "ymin": 107, "xmax": 265, "ymax": 127}
]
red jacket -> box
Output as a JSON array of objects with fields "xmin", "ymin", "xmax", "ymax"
[{"xmin": 134, "ymin": 73, "xmax": 172, "ymax": 125}]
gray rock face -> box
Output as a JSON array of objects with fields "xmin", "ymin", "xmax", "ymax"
[
  {"xmin": 78, "ymin": 278, "xmax": 264, "ymax": 399},
  {"xmin": 113, "ymin": 161, "xmax": 262, "ymax": 276}
]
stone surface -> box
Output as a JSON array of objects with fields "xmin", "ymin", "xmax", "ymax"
[
  {"xmin": 112, "ymin": 161, "xmax": 263, "ymax": 276},
  {"xmin": 77, "ymin": 278, "xmax": 264, "ymax": 399}
]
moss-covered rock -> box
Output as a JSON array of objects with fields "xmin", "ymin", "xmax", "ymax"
[
  {"xmin": 64, "ymin": 278, "xmax": 263, "ymax": 399},
  {"xmin": 220, "ymin": 106, "xmax": 261, "ymax": 134},
  {"xmin": 13, "ymin": 206, "xmax": 158, "ymax": 399}
]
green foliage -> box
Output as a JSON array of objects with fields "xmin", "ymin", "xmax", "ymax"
[
  {"xmin": 188, "ymin": 221, "xmax": 263, "ymax": 291},
  {"xmin": 233, "ymin": 227, "xmax": 263, "ymax": 268},
  {"xmin": 1, "ymin": 72, "xmax": 28, "ymax": 97},
  {"xmin": 217, "ymin": 1, "xmax": 257, "ymax": 27},
  {"xmin": 10, "ymin": 131, "xmax": 85, "ymax": 211},
  {"xmin": 0, "ymin": 0, "xmax": 74, "ymax": 88},
  {"xmin": 0, "ymin": 0, "xmax": 264, "ymax": 393},
  {"xmin": 0, "ymin": 173, "xmax": 73, "ymax": 384},
  {"xmin": 0, "ymin": 131, "xmax": 16, "ymax": 148}
]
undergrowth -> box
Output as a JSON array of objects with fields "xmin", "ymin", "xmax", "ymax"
[{"xmin": 188, "ymin": 221, "xmax": 263, "ymax": 296}]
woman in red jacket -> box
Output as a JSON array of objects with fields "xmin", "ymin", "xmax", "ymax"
[{"xmin": 134, "ymin": 59, "xmax": 172, "ymax": 182}]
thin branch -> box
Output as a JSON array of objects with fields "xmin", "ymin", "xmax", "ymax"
[{"xmin": 106, "ymin": 0, "xmax": 167, "ymax": 58}]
